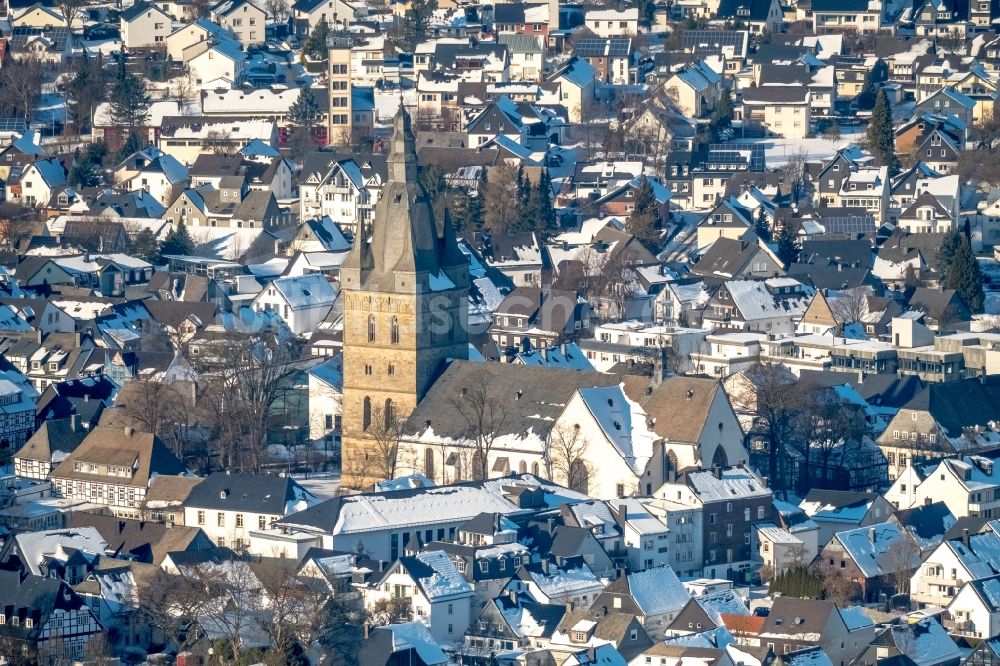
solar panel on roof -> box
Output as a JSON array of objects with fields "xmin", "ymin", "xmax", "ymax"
[
  {"xmin": 819, "ymin": 216, "xmax": 876, "ymax": 234},
  {"xmin": 0, "ymin": 119, "xmax": 26, "ymax": 133}
]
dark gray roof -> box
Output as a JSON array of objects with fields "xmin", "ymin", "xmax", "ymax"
[
  {"xmin": 803, "ymin": 489, "xmax": 876, "ymax": 509},
  {"xmin": 742, "ymin": 85, "xmax": 809, "ymax": 104},
  {"xmin": 403, "ymin": 360, "xmax": 619, "ymax": 442},
  {"xmin": 812, "ymin": 0, "xmax": 870, "ymax": 10},
  {"xmin": 857, "ymin": 375, "xmax": 925, "ymax": 408},
  {"xmin": 903, "ymin": 377, "xmax": 1000, "ymax": 437},
  {"xmin": 892, "ymin": 502, "xmax": 954, "ymax": 545},
  {"xmin": 184, "ymin": 471, "xmax": 312, "ymax": 514}
]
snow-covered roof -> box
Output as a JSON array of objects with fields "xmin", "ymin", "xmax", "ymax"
[
  {"xmin": 628, "ymin": 566, "xmax": 689, "ymax": 616},
  {"xmin": 835, "ymin": 521, "xmax": 919, "ymax": 578},
  {"xmin": 576, "ymin": 384, "xmax": 658, "ymax": 475}
]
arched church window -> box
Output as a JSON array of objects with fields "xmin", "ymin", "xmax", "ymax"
[
  {"xmin": 391, "ymin": 316, "xmax": 399, "ymax": 344},
  {"xmin": 368, "ymin": 315, "xmax": 376, "ymax": 342},
  {"xmin": 363, "ymin": 397, "xmax": 372, "ymax": 430}
]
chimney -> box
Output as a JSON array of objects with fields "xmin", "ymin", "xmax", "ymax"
[
  {"xmin": 124, "ymin": 426, "xmax": 134, "ymax": 437},
  {"xmin": 74, "ymin": 331, "xmax": 82, "ymax": 347},
  {"xmin": 924, "ymin": 497, "xmax": 931, "ymax": 506},
  {"xmin": 540, "ymin": 558, "xmax": 549, "ymax": 574},
  {"xmin": 561, "ymin": 342, "xmax": 568, "ymax": 356},
  {"xmin": 70, "ymin": 414, "xmax": 81, "ymax": 433},
  {"xmin": 713, "ymin": 464, "xmax": 721, "ymax": 479},
  {"xmin": 541, "ymin": 346, "xmax": 548, "ymax": 361},
  {"xmin": 868, "ymin": 527, "xmax": 876, "ymax": 542},
  {"xmin": 653, "ymin": 344, "xmax": 669, "ymax": 386},
  {"xmin": 363, "ymin": 621, "xmax": 370, "ymax": 639},
  {"xmin": 963, "ymin": 528, "xmax": 970, "ymax": 547}
]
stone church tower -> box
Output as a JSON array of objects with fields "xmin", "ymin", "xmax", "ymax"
[{"xmin": 339, "ymin": 107, "xmax": 469, "ymax": 488}]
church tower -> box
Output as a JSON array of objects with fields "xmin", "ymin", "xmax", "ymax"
[{"xmin": 339, "ymin": 107, "xmax": 469, "ymax": 488}]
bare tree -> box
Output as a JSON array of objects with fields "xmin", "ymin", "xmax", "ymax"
[
  {"xmin": 366, "ymin": 403, "xmax": 408, "ymax": 483},
  {"xmin": 781, "ymin": 148, "xmax": 809, "ymax": 205},
  {"xmin": 546, "ymin": 424, "xmax": 594, "ymax": 493},
  {"xmin": 814, "ymin": 560, "xmax": 862, "ymax": 606},
  {"xmin": 728, "ymin": 363, "xmax": 808, "ymax": 491},
  {"xmin": 366, "ymin": 598, "xmax": 411, "ymax": 626},
  {"xmin": 118, "ymin": 377, "xmax": 203, "ymax": 464},
  {"xmin": 0, "ymin": 58, "xmax": 44, "ymax": 121},
  {"xmin": 799, "ymin": 387, "xmax": 870, "ymax": 490},
  {"xmin": 829, "ymin": 287, "xmax": 871, "ymax": 330},
  {"xmin": 450, "ymin": 373, "xmax": 509, "ymax": 481},
  {"xmin": 194, "ymin": 335, "xmax": 301, "ymax": 472},
  {"xmin": 878, "ymin": 536, "xmax": 920, "ymax": 596},
  {"xmin": 483, "ymin": 162, "xmax": 521, "ymax": 234},
  {"xmin": 55, "ymin": 0, "xmax": 84, "ymax": 31},
  {"xmin": 203, "ymin": 129, "xmax": 235, "ymax": 155},
  {"xmin": 264, "ymin": 0, "xmax": 289, "ymax": 20}
]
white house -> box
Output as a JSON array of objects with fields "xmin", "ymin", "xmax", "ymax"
[
  {"xmin": 187, "ymin": 41, "xmax": 247, "ymax": 89},
  {"xmin": 584, "ymin": 7, "xmax": 639, "ymax": 36},
  {"xmin": 209, "ymin": 0, "xmax": 266, "ymax": 47},
  {"xmin": 946, "ymin": 575, "xmax": 1000, "ymax": 640},
  {"xmin": 910, "ymin": 521, "xmax": 1000, "ymax": 608},
  {"xmin": 19, "ymin": 157, "xmax": 68, "ymax": 207},
  {"xmin": 365, "ymin": 550, "xmax": 475, "ymax": 643},
  {"xmin": 120, "ymin": 2, "xmax": 173, "ymax": 48},
  {"xmin": 608, "ymin": 498, "xmax": 672, "ymax": 571},
  {"xmin": 910, "ymin": 456, "xmax": 1000, "ymax": 519},
  {"xmin": 251, "ymin": 273, "xmax": 337, "ymax": 335},
  {"xmin": 307, "ymin": 355, "xmax": 342, "ymax": 452},
  {"xmin": 183, "ymin": 472, "xmax": 319, "ymax": 552}
]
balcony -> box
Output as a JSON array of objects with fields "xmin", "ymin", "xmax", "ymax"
[{"xmin": 942, "ymin": 618, "xmax": 980, "ymax": 638}]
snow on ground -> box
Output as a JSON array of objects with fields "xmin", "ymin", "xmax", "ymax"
[
  {"xmin": 293, "ymin": 472, "xmax": 342, "ymax": 499},
  {"xmin": 734, "ymin": 128, "xmax": 867, "ymax": 168}
]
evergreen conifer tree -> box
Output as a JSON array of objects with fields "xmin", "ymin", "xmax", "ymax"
[
  {"xmin": 945, "ymin": 232, "xmax": 985, "ymax": 313},
  {"xmin": 625, "ymin": 176, "xmax": 660, "ymax": 249},
  {"xmin": 866, "ymin": 88, "xmax": 899, "ymax": 174},
  {"xmin": 108, "ymin": 49, "xmax": 151, "ymax": 137},
  {"xmin": 775, "ymin": 219, "xmax": 800, "ymax": 266},
  {"xmin": 159, "ymin": 221, "xmax": 195, "ymax": 258}
]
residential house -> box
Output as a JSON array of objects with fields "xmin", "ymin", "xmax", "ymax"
[
  {"xmin": 0, "ymin": 570, "xmax": 104, "ymax": 664},
  {"xmin": 877, "ymin": 380, "xmax": 1000, "ymax": 481},
  {"xmin": 654, "ymin": 464, "xmax": 774, "ymax": 582},
  {"xmin": 910, "ymin": 520, "xmax": 1000, "ymax": 608},
  {"xmin": 209, "ymin": 0, "xmax": 265, "ymax": 47},
  {"xmin": 741, "ymin": 86, "xmax": 812, "ymax": 139},
  {"xmin": 490, "ymin": 286, "xmax": 588, "ymax": 352},
  {"xmin": 817, "ymin": 522, "xmax": 921, "ymax": 601},
  {"xmin": 756, "ymin": 597, "xmax": 877, "ymax": 666},
  {"xmin": 665, "ymin": 61, "xmax": 723, "ymax": 118},
  {"xmin": 49, "ymin": 426, "xmax": 188, "ymax": 519},
  {"xmin": 584, "ymin": 7, "xmax": 639, "ymax": 36},
  {"xmin": 574, "ymin": 36, "xmax": 634, "ymax": 85},
  {"xmin": 187, "ymin": 40, "xmax": 247, "ymax": 88},
  {"xmin": 120, "ymin": 2, "xmax": 172, "ymax": 47},
  {"xmin": 183, "ymin": 471, "xmax": 318, "ymax": 551},
  {"xmin": 715, "ymin": 0, "xmax": 783, "ymax": 33},
  {"xmin": 586, "ymin": 567, "xmax": 690, "ymax": 639},
  {"xmin": 548, "ymin": 57, "xmax": 597, "ymax": 123},
  {"xmin": 251, "ymin": 274, "xmax": 337, "ymax": 335},
  {"xmin": 365, "ymin": 550, "xmax": 475, "ymax": 643},
  {"xmin": 12, "ymin": 416, "xmax": 87, "ymax": 480},
  {"xmin": 946, "ymin": 574, "xmax": 1000, "ymax": 640},
  {"xmin": 799, "ymin": 490, "xmax": 896, "ymax": 547},
  {"xmin": 18, "ymin": 157, "xmax": 67, "ymax": 208},
  {"xmin": 298, "ymin": 153, "xmax": 386, "ymax": 235},
  {"xmin": 811, "ymin": 0, "xmax": 883, "ymax": 33}
]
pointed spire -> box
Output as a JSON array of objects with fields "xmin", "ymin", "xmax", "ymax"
[{"xmin": 389, "ymin": 105, "xmax": 418, "ymax": 183}]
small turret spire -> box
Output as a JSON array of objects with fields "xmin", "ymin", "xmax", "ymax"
[{"xmin": 389, "ymin": 105, "xmax": 418, "ymax": 183}]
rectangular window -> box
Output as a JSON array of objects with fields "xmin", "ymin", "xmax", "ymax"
[
  {"xmin": 197, "ymin": 510, "xmax": 205, "ymax": 525},
  {"xmin": 236, "ymin": 514, "xmax": 244, "ymax": 528},
  {"xmin": 217, "ymin": 512, "xmax": 225, "ymax": 527}
]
